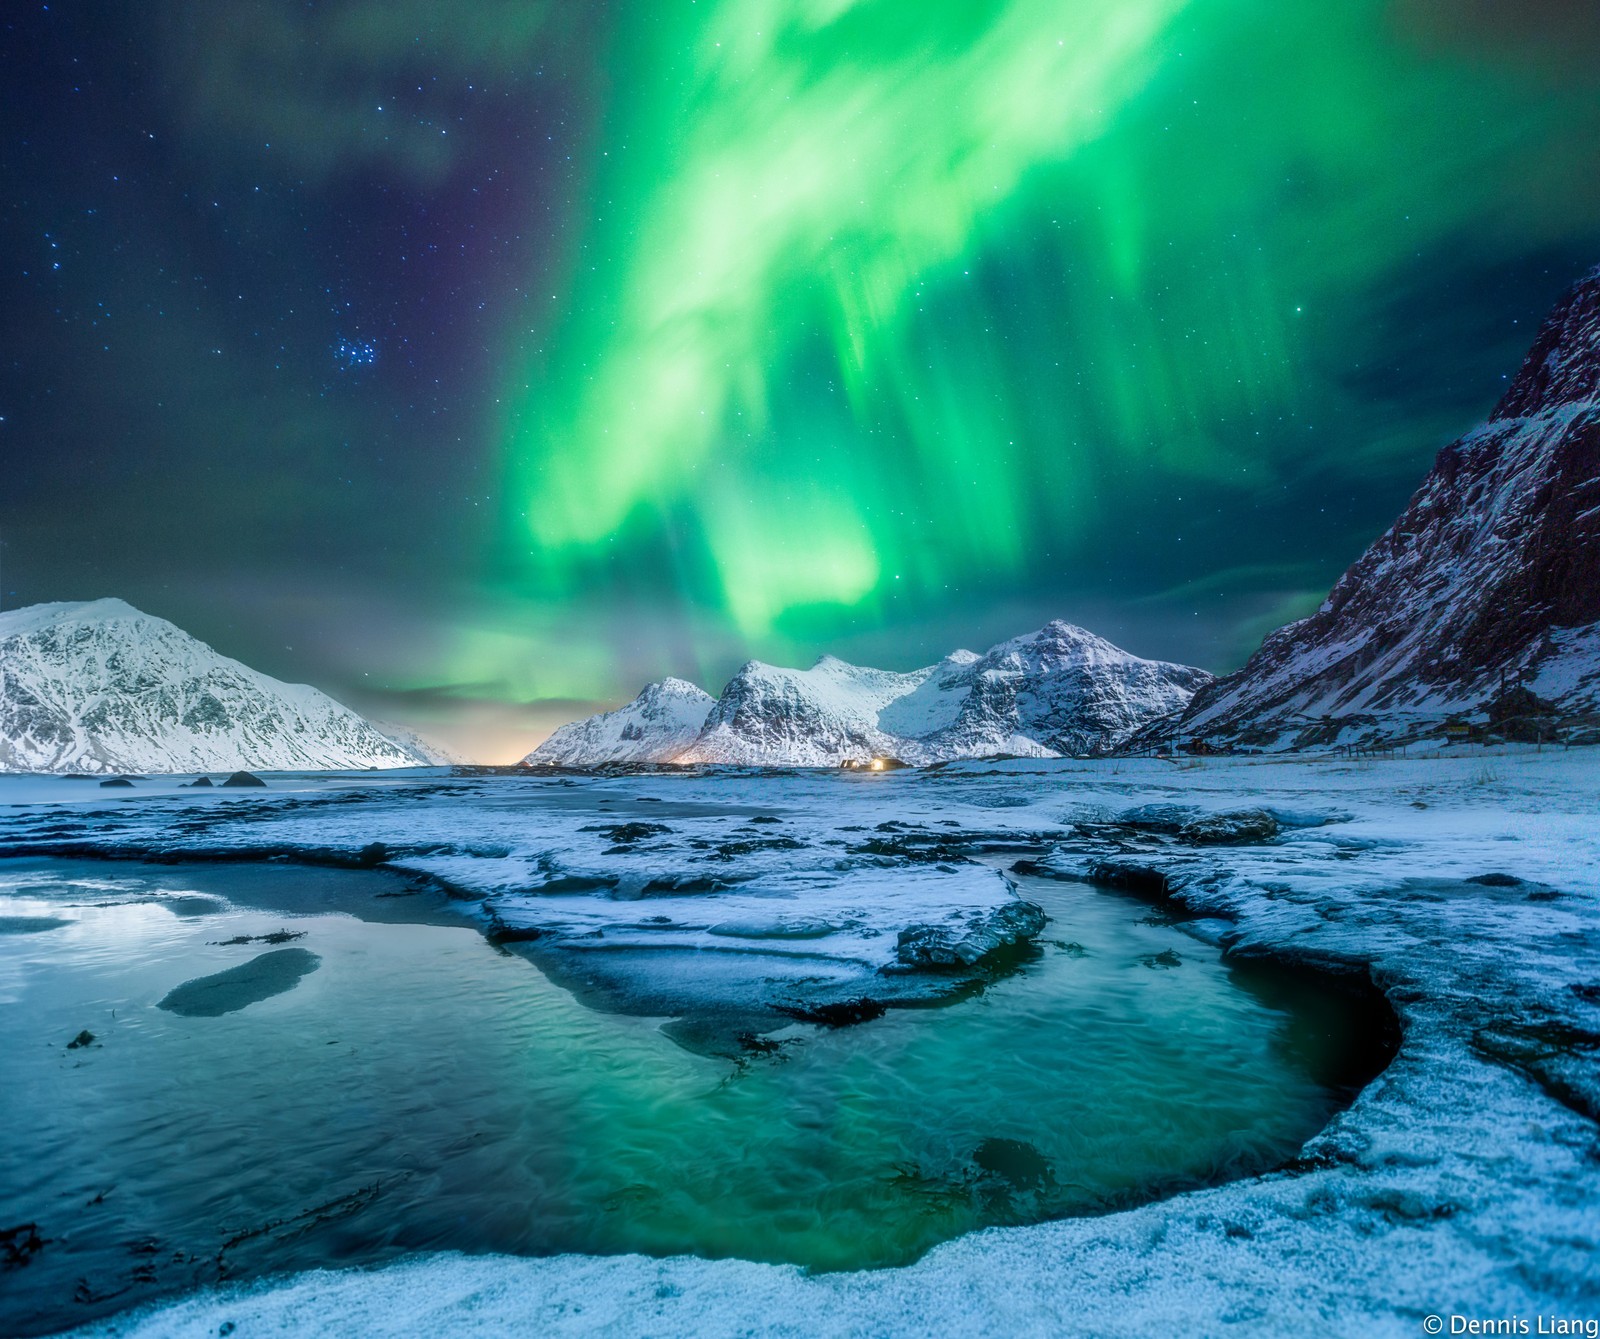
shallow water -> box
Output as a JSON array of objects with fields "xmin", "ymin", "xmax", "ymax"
[{"xmin": 0, "ymin": 857, "xmax": 1385, "ymax": 1335}]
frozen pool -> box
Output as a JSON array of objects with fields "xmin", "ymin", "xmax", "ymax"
[{"xmin": 0, "ymin": 856, "xmax": 1390, "ymax": 1335}]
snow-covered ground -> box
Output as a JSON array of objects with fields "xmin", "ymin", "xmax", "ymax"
[{"xmin": 5, "ymin": 749, "xmax": 1596, "ymax": 1336}]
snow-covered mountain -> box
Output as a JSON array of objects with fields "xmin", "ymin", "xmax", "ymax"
[
  {"xmin": 529, "ymin": 621, "xmax": 1210, "ymax": 767},
  {"xmin": 524, "ymin": 678, "xmax": 716, "ymax": 765},
  {"xmin": 881, "ymin": 621, "xmax": 1212, "ymax": 761},
  {"xmin": 685, "ymin": 656, "xmax": 929, "ymax": 766},
  {"xmin": 1157, "ymin": 264, "xmax": 1600, "ymax": 750},
  {"xmin": 0, "ymin": 599, "xmax": 426, "ymax": 773}
]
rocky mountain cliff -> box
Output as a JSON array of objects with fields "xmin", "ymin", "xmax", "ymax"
[
  {"xmin": 528, "ymin": 621, "xmax": 1210, "ymax": 767},
  {"xmin": 1158, "ymin": 265, "xmax": 1600, "ymax": 750},
  {"xmin": 0, "ymin": 599, "xmax": 428, "ymax": 773}
]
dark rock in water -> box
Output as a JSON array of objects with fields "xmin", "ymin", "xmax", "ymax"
[
  {"xmin": 1141, "ymin": 949, "xmax": 1184, "ymax": 969},
  {"xmin": 972, "ymin": 1136, "xmax": 1054, "ymax": 1192},
  {"xmin": 1086, "ymin": 861, "xmax": 1169, "ymax": 897},
  {"xmin": 66, "ymin": 1029, "xmax": 95, "ymax": 1049},
  {"xmin": 221, "ymin": 771, "xmax": 267, "ymax": 788},
  {"xmin": 582, "ymin": 821, "xmax": 672, "ymax": 843},
  {"xmin": 1177, "ymin": 808, "xmax": 1280, "ymax": 845},
  {"xmin": 1467, "ymin": 872, "xmax": 1523, "ymax": 887},
  {"xmin": 0, "ymin": 1221, "xmax": 45, "ymax": 1267},
  {"xmin": 157, "ymin": 948, "xmax": 320, "ymax": 1017},
  {"xmin": 210, "ymin": 929, "xmax": 307, "ymax": 946},
  {"xmin": 99, "ymin": 778, "xmax": 135, "ymax": 789},
  {"xmin": 895, "ymin": 899, "xmax": 1046, "ymax": 970},
  {"xmin": 184, "ymin": 777, "xmax": 215, "ymax": 788},
  {"xmin": 709, "ymin": 835, "xmax": 803, "ymax": 860},
  {"xmin": 774, "ymin": 997, "xmax": 887, "ymax": 1027},
  {"xmin": 484, "ymin": 922, "xmax": 544, "ymax": 946}
]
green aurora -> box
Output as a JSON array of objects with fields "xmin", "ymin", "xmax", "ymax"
[{"xmin": 495, "ymin": 0, "xmax": 1600, "ymax": 672}]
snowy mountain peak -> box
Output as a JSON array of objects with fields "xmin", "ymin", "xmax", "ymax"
[
  {"xmin": 2, "ymin": 597, "xmax": 147, "ymax": 640},
  {"xmin": 0, "ymin": 599, "xmax": 425, "ymax": 773},
  {"xmin": 641, "ymin": 677, "xmax": 711, "ymax": 703}
]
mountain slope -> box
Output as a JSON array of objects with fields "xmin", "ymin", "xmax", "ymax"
[
  {"xmin": 524, "ymin": 678, "xmax": 716, "ymax": 765},
  {"xmin": 0, "ymin": 599, "xmax": 422, "ymax": 773},
  {"xmin": 1161, "ymin": 265, "xmax": 1600, "ymax": 749},
  {"xmin": 538, "ymin": 622, "xmax": 1210, "ymax": 767}
]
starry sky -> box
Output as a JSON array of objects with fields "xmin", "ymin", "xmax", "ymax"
[{"xmin": 4, "ymin": 1, "xmax": 1600, "ymax": 760}]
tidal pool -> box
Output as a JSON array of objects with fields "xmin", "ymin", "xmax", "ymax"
[{"xmin": 0, "ymin": 857, "xmax": 1391, "ymax": 1336}]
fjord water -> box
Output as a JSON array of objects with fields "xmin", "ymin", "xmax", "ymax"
[{"xmin": 0, "ymin": 859, "xmax": 1381, "ymax": 1335}]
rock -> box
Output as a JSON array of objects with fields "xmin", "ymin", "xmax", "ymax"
[
  {"xmin": 0, "ymin": 1222, "xmax": 44, "ymax": 1267},
  {"xmin": 99, "ymin": 777, "xmax": 134, "ymax": 788},
  {"xmin": 1086, "ymin": 861, "xmax": 1170, "ymax": 896},
  {"xmin": 66, "ymin": 1029, "xmax": 95, "ymax": 1049},
  {"xmin": 894, "ymin": 899, "xmax": 1046, "ymax": 969},
  {"xmin": 484, "ymin": 923, "xmax": 544, "ymax": 946},
  {"xmin": 773, "ymin": 997, "xmax": 888, "ymax": 1027},
  {"xmin": 1114, "ymin": 803, "xmax": 1200, "ymax": 834},
  {"xmin": 584, "ymin": 821, "xmax": 672, "ymax": 844},
  {"xmin": 221, "ymin": 770, "xmax": 267, "ymax": 787},
  {"xmin": 1177, "ymin": 808, "xmax": 1280, "ymax": 844},
  {"xmin": 185, "ymin": 776, "xmax": 215, "ymax": 787}
]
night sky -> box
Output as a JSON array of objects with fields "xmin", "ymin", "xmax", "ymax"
[{"xmin": 5, "ymin": 1, "xmax": 1600, "ymax": 760}]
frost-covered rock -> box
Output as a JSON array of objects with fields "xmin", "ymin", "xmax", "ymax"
[
  {"xmin": 1176, "ymin": 808, "xmax": 1280, "ymax": 845},
  {"xmin": 524, "ymin": 678, "xmax": 716, "ymax": 765},
  {"xmin": 894, "ymin": 898, "xmax": 1047, "ymax": 969},
  {"xmin": 1155, "ymin": 264, "xmax": 1600, "ymax": 750},
  {"xmin": 542, "ymin": 622, "xmax": 1210, "ymax": 768},
  {"xmin": 0, "ymin": 599, "xmax": 418, "ymax": 774}
]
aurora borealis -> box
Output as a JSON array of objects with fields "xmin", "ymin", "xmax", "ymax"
[{"xmin": 5, "ymin": 1, "xmax": 1600, "ymax": 758}]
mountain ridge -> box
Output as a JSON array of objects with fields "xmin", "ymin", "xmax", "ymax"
[{"xmin": 525, "ymin": 619, "xmax": 1211, "ymax": 767}]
